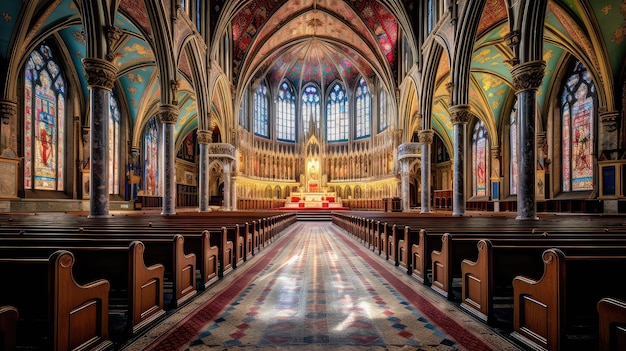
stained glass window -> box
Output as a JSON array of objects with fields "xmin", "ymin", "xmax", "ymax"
[
  {"xmin": 253, "ymin": 80, "xmax": 269, "ymax": 138},
  {"xmin": 562, "ymin": 62, "xmax": 595, "ymax": 192},
  {"xmin": 276, "ymin": 81, "xmax": 296, "ymax": 142},
  {"xmin": 109, "ymin": 92, "xmax": 121, "ymax": 194},
  {"xmin": 472, "ymin": 120, "xmax": 488, "ymax": 197},
  {"xmin": 326, "ymin": 83, "xmax": 349, "ymax": 142},
  {"xmin": 24, "ymin": 44, "xmax": 65, "ymax": 191},
  {"xmin": 302, "ymin": 84, "xmax": 321, "ymax": 136},
  {"xmin": 509, "ymin": 104, "xmax": 518, "ymax": 195},
  {"xmin": 355, "ymin": 77, "xmax": 371, "ymax": 139},
  {"xmin": 143, "ymin": 117, "xmax": 159, "ymax": 196},
  {"xmin": 379, "ymin": 89, "xmax": 389, "ymax": 132}
]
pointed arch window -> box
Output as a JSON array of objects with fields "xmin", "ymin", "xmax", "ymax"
[
  {"xmin": 562, "ymin": 62, "xmax": 595, "ymax": 192},
  {"xmin": 326, "ymin": 83, "xmax": 348, "ymax": 142},
  {"xmin": 109, "ymin": 92, "xmax": 121, "ymax": 195},
  {"xmin": 302, "ymin": 85, "xmax": 321, "ymax": 136},
  {"xmin": 143, "ymin": 117, "xmax": 159, "ymax": 196},
  {"xmin": 24, "ymin": 44, "xmax": 66, "ymax": 191},
  {"xmin": 509, "ymin": 104, "xmax": 518, "ymax": 195},
  {"xmin": 355, "ymin": 77, "xmax": 371, "ymax": 139},
  {"xmin": 276, "ymin": 81, "xmax": 296, "ymax": 142},
  {"xmin": 472, "ymin": 120, "xmax": 488, "ymax": 197},
  {"xmin": 379, "ymin": 89, "xmax": 389, "ymax": 132},
  {"xmin": 253, "ymin": 81, "xmax": 269, "ymax": 138},
  {"xmin": 239, "ymin": 88, "xmax": 249, "ymax": 130}
]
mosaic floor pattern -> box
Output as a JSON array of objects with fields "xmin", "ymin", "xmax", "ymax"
[{"xmin": 127, "ymin": 223, "xmax": 521, "ymax": 351}]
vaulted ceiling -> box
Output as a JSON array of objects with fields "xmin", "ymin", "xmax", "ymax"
[{"xmin": 231, "ymin": 0, "xmax": 398, "ymax": 92}]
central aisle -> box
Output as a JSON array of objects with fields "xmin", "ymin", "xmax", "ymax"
[{"xmin": 128, "ymin": 222, "xmax": 521, "ymax": 351}]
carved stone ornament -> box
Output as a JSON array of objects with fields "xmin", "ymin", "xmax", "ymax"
[
  {"xmin": 397, "ymin": 142, "xmax": 420, "ymax": 160},
  {"xmin": 0, "ymin": 100, "xmax": 18, "ymax": 121},
  {"xmin": 197, "ymin": 130, "xmax": 212, "ymax": 144},
  {"xmin": 158, "ymin": 104, "xmax": 179, "ymax": 124},
  {"xmin": 511, "ymin": 60, "xmax": 546, "ymax": 93},
  {"xmin": 209, "ymin": 143, "xmax": 236, "ymax": 160},
  {"xmin": 449, "ymin": 104, "xmax": 471, "ymax": 124},
  {"xmin": 418, "ymin": 129, "xmax": 434, "ymax": 145},
  {"xmin": 82, "ymin": 58, "xmax": 117, "ymax": 90},
  {"xmin": 600, "ymin": 111, "xmax": 619, "ymax": 133}
]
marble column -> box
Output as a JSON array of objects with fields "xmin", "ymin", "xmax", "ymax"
[
  {"xmin": 197, "ymin": 130, "xmax": 211, "ymax": 212},
  {"xmin": 419, "ymin": 129, "xmax": 434, "ymax": 213},
  {"xmin": 231, "ymin": 170, "xmax": 238, "ymax": 211},
  {"xmin": 83, "ymin": 58, "xmax": 117, "ymax": 218},
  {"xmin": 223, "ymin": 160, "xmax": 231, "ymax": 210},
  {"xmin": 449, "ymin": 104, "xmax": 470, "ymax": 217},
  {"xmin": 158, "ymin": 104, "xmax": 179, "ymax": 215},
  {"xmin": 511, "ymin": 60, "xmax": 545, "ymax": 220},
  {"xmin": 0, "ymin": 100, "xmax": 17, "ymax": 157},
  {"xmin": 400, "ymin": 159, "xmax": 410, "ymax": 212}
]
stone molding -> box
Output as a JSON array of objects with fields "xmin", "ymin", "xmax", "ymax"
[{"xmin": 397, "ymin": 142, "xmax": 421, "ymax": 160}]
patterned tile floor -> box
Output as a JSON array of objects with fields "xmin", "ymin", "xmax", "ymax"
[{"xmin": 124, "ymin": 222, "xmax": 521, "ymax": 351}]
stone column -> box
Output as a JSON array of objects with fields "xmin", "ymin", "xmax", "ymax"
[
  {"xmin": 511, "ymin": 60, "xmax": 545, "ymax": 220},
  {"xmin": 158, "ymin": 104, "xmax": 179, "ymax": 215},
  {"xmin": 197, "ymin": 129, "xmax": 211, "ymax": 212},
  {"xmin": 419, "ymin": 129, "xmax": 434, "ymax": 213},
  {"xmin": 223, "ymin": 160, "xmax": 231, "ymax": 210},
  {"xmin": 0, "ymin": 100, "xmax": 17, "ymax": 157},
  {"xmin": 449, "ymin": 104, "xmax": 470, "ymax": 217},
  {"xmin": 82, "ymin": 58, "xmax": 117, "ymax": 218},
  {"xmin": 400, "ymin": 159, "xmax": 410, "ymax": 212},
  {"xmin": 231, "ymin": 169, "xmax": 238, "ymax": 211}
]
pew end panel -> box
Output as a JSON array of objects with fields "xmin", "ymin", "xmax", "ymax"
[
  {"xmin": 598, "ymin": 297, "xmax": 626, "ymax": 351},
  {"xmin": 50, "ymin": 250, "xmax": 112, "ymax": 351},
  {"xmin": 460, "ymin": 239, "xmax": 493, "ymax": 323},
  {"xmin": 128, "ymin": 241, "xmax": 166, "ymax": 334},
  {"xmin": 0, "ymin": 305, "xmax": 18, "ymax": 351},
  {"xmin": 200, "ymin": 231, "xmax": 220, "ymax": 289},
  {"xmin": 172, "ymin": 235, "xmax": 197, "ymax": 308}
]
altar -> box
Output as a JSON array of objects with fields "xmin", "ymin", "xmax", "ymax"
[{"xmin": 284, "ymin": 191, "xmax": 344, "ymax": 209}]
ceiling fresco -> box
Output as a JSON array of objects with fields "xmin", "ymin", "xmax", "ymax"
[
  {"xmin": 232, "ymin": 0, "xmax": 397, "ymax": 91},
  {"xmin": 0, "ymin": 2, "xmax": 21, "ymax": 57}
]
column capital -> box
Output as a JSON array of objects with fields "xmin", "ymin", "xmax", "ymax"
[
  {"xmin": 82, "ymin": 57, "xmax": 117, "ymax": 90},
  {"xmin": 449, "ymin": 104, "xmax": 471, "ymax": 125},
  {"xmin": 600, "ymin": 110, "xmax": 619, "ymax": 132},
  {"xmin": 418, "ymin": 129, "xmax": 434, "ymax": 145},
  {"xmin": 197, "ymin": 129, "xmax": 212, "ymax": 144},
  {"xmin": 157, "ymin": 104, "xmax": 179, "ymax": 124},
  {"xmin": 0, "ymin": 99, "xmax": 17, "ymax": 123},
  {"xmin": 511, "ymin": 60, "xmax": 546, "ymax": 93}
]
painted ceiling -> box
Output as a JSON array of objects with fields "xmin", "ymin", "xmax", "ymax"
[{"xmin": 232, "ymin": 0, "xmax": 398, "ymax": 91}]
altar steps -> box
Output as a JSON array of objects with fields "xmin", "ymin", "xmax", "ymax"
[{"xmin": 296, "ymin": 211, "xmax": 333, "ymax": 221}]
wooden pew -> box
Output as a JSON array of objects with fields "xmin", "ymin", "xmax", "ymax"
[
  {"xmin": 0, "ymin": 250, "xmax": 112, "ymax": 351},
  {"xmin": 597, "ymin": 297, "xmax": 626, "ymax": 351},
  {"xmin": 0, "ymin": 234, "xmax": 196, "ymax": 310},
  {"xmin": 511, "ymin": 249, "xmax": 626, "ymax": 351},
  {"xmin": 0, "ymin": 305, "xmax": 18, "ymax": 351},
  {"xmin": 0, "ymin": 241, "xmax": 165, "ymax": 338},
  {"xmin": 459, "ymin": 239, "xmax": 626, "ymax": 325}
]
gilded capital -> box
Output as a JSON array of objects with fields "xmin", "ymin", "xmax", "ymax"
[
  {"xmin": 197, "ymin": 130, "xmax": 212, "ymax": 144},
  {"xmin": 511, "ymin": 60, "xmax": 546, "ymax": 93},
  {"xmin": 449, "ymin": 104, "xmax": 471, "ymax": 125},
  {"xmin": 157, "ymin": 104, "xmax": 179, "ymax": 124},
  {"xmin": 82, "ymin": 58, "xmax": 117, "ymax": 90},
  {"xmin": 418, "ymin": 129, "xmax": 434, "ymax": 145}
]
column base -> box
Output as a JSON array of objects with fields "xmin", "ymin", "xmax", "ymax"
[{"xmin": 515, "ymin": 215, "xmax": 538, "ymax": 220}]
